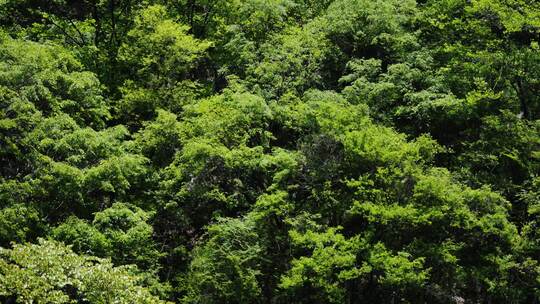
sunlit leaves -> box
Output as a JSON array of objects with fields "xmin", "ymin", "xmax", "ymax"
[{"xmin": 0, "ymin": 239, "xmax": 168, "ymax": 303}]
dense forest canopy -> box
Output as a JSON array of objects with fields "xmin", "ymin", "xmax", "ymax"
[{"xmin": 0, "ymin": 0, "xmax": 539, "ymax": 303}]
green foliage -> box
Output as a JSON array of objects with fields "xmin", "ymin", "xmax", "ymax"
[
  {"xmin": 53, "ymin": 203, "xmax": 161, "ymax": 271},
  {"xmin": 182, "ymin": 217, "xmax": 263, "ymax": 304},
  {"xmin": 0, "ymin": 239, "xmax": 168, "ymax": 303},
  {"xmin": 322, "ymin": 0, "xmax": 418, "ymax": 58},
  {"xmin": 92, "ymin": 203, "xmax": 162, "ymax": 270},
  {"xmin": 117, "ymin": 4, "xmax": 211, "ymax": 121},
  {"xmin": 120, "ymin": 5, "xmax": 210, "ymax": 80},
  {"xmin": 1, "ymin": 0, "xmax": 539, "ymax": 303},
  {"xmin": 0, "ymin": 34, "xmax": 109, "ymax": 128},
  {"xmin": 247, "ymin": 24, "xmax": 336, "ymax": 98},
  {"xmin": 52, "ymin": 216, "xmax": 112, "ymax": 257},
  {"xmin": 469, "ymin": 0, "xmax": 540, "ymax": 33},
  {"xmin": 280, "ymin": 228, "xmax": 368, "ymax": 303},
  {"xmin": 133, "ymin": 109, "xmax": 184, "ymax": 167},
  {"xmin": 0, "ymin": 204, "xmax": 43, "ymax": 247}
]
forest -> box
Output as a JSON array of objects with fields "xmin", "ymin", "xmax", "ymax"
[{"xmin": 0, "ymin": 0, "xmax": 539, "ymax": 303}]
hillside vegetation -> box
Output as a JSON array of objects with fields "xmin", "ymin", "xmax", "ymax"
[{"xmin": 0, "ymin": 0, "xmax": 539, "ymax": 303}]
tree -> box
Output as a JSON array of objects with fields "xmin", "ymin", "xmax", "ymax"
[
  {"xmin": 0, "ymin": 239, "xmax": 169, "ymax": 303},
  {"xmin": 0, "ymin": 0, "xmax": 539, "ymax": 302},
  {"xmin": 182, "ymin": 217, "xmax": 263, "ymax": 303},
  {"xmin": 117, "ymin": 5, "xmax": 211, "ymax": 123}
]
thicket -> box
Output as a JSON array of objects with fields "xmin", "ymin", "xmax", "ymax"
[{"xmin": 0, "ymin": 0, "xmax": 539, "ymax": 303}]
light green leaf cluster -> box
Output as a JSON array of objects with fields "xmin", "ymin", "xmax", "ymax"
[{"xmin": 0, "ymin": 239, "xmax": 169, "ymax": 303}]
